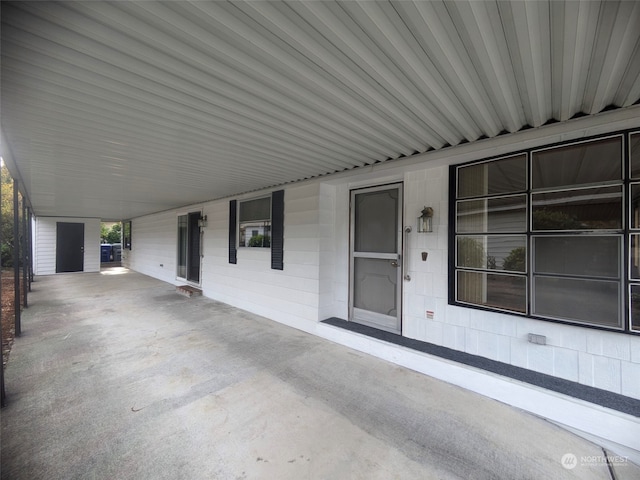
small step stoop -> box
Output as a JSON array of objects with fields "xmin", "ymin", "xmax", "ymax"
[{"xmin": 176, "ymin": 285, "xmax": 203, "ymax": 298}]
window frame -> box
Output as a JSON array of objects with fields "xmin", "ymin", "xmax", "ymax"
[
  {"xmin": 238, "ymin": 195, "xmax": 272, "ymax": 249},
  {"xmin": 627, "ymin": 131, "xmax": 640, "ymax": 332},
  {"xmin": 450, "ymin": 131, "xmax": 638, "ymax": 334},
  {"xmin": 122, "ymin": 220, "xmax": 132, "ymax": 250}
]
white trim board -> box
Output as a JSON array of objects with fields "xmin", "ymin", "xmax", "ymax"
[{"xmin": 316, "ymin": 322, "xmax": 640, "ymax": 465}]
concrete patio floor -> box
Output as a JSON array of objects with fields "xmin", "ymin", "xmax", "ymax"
[{"xmin": 1, "ymin": 268, "xmax": 637, "ymax": 479}]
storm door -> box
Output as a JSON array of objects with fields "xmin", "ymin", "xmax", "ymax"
[
  {"xmin": 177, "ymin": 211, "xmax": 202, "ymax": 284},
  {"xmin": 350, "ymin": 184, "xmax": 403, "ymax": 333},
  {"xmin": 56, "ymin": 222, "xmax": 84, "ymax": 273}
]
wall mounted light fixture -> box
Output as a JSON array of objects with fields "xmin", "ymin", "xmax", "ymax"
[{"xmin": 418, "ymin": 206, "xmax": 434, "ymax": 232}]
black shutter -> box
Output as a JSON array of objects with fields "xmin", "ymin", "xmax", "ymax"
[
  {"xmin": 229, "ymin": 200, "xmax": 237, "ymax": 264},
  {"xmin": 271, "ymin": 190, "xmax": 284, "ymax": 270}
]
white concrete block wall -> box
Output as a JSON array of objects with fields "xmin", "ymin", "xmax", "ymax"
[
  {"xmin": 401, "ymin": 154, "xmax": 640, "ymax": 401},
  {"xmin": 33, "ymin": 217, "xmax": 100, "ymax": 275},
  {"xmin": 622, "ymin": 362, "xmax": 640, "ymax": 398}
]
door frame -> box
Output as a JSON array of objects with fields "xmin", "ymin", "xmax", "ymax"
[
  {"xmin": 349, "ymin": 182, "xmax": 404, "ymax": 334},
  {"xmin": 176, "ymin": 209, "xmax": 203, "ymax": 286}
]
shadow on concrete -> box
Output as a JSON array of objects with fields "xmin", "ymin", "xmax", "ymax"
[{"xmin": 1, "ymin": 268, "xmax": 637, "ymax": 479}]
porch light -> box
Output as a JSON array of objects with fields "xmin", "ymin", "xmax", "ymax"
[
  {"xmin": 198, "ymin": 215, "xmax": 208, "ymax": 228},
  {"xmin": 418, "ymin": 206, "xmax": 434, "ymax": 233}
]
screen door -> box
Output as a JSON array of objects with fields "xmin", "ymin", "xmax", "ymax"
[{"xmin": 350, "ymin": 184, "xmax": 403, "ymax": 333}]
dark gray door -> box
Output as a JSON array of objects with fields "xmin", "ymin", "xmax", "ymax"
[{"xmin": 56, "ymin": 222, "xmax": 84, "ymax": 273}]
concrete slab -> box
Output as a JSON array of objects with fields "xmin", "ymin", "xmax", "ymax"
[{"xmin": 0, "ymin": 268, "xmax": 634, "ymax": 479}]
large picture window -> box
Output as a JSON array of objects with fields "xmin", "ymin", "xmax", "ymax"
[
  {"xmin": 451, "ymin": 133, "xmax": 638, "ymax": 332},
  {"xmin": 628, "ymin": 132, "xmax": 640, "ymax": 332}
]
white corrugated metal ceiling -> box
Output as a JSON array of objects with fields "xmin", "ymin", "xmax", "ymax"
[{"xmin": 2, "ymin": 1, "xmax": 639, "ymax": 219}]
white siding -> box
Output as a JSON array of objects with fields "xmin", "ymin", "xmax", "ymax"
[
  {"xmin": 126, "ymin": 110, "xmax": 640, "ymax": 402},
  {"xmin": 33, "ymin": 217, "xmax": 100, "ymax": 275},
  {"xmin": 127, "ymin": 185, "xmax": 325, "ymax": 331},
  {"xmin": 318, "ymin": 183, "xmax": 345, "ymax": 321},
  {"xmin": 121, "ymin": 209, "xmax": 183, "ymax": 285},
  {"xmin": 202, "ymin": 184, "xmax": 321, "ymax": 331}
]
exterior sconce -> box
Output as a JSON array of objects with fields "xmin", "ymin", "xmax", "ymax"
[
  {"xmin": 198, "ymin": 215, "xmax": 208, "ymax": 228},
  {"xmin": 418, "ymin": 206, "xmax": 434, "ymax": 232}
]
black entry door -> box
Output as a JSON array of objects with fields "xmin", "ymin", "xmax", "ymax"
[
  {"xmin": 56, "ymin": 222, "xmax": 84, "ymax": 273},
  {"xmin": 187, "ymin": 212, "xmax": 201, "ymax": 283}
]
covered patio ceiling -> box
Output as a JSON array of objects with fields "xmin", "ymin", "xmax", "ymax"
[{"xmin": 2, "ymin": 0, "xmax": 639, "ymax": 220}]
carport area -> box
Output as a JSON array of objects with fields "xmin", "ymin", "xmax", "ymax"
[{"xmin": 0, "ymin": 268, "xmax": 636, "ymax": 480}]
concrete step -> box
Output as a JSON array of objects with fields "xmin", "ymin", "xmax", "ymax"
[{"xmin": 176, "ymin": 285, "xmax": 202, "ymax": 298}]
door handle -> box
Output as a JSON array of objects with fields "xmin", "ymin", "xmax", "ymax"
[{"xmin": 390, "ymin": 260, "xmax": 399, "ymax": 268}]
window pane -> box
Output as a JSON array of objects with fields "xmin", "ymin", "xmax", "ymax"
[
  {"xmin": 457, "ymin": 195, "xmax": 526, "ymax": 233},
  {"xmin": 534, "ymin": 236, "xmax": 620, "ymax": 278},
  {"xmin": 630, "ymin": 184, "xmax": 640, "ymax": 229},
  {"xmin": 630, "ymin": 132, "xmax": 640, "ymax": 179},
  {"xmin": 630, "ymin": 235, "xmax": 640, "ymax": 279},
  {"xmin": 240, "ymin": 197, "xmax": 271, "ymax": 222},
  {"xmin": 457, "ymin": 271, "xmax": 526, "ymax": 312},
  {"xmin": 456, "ymin": 235, "xmax": 526, "ymax": 272},
  {"xmin": 630, "ymin": 284, "xmax": 640, "ymax": 331},
  {"xmin": 354, "ymin": 189, "xmax": 398, "ymax": 253},
  {"xmin": 532, "ymin": 136, "xmax": 622, "ymax": 190},
  {"xmin": 123, "ymin": 221, "xmax": 132, "ymax": 249},
  {"xmin": 457, "ymin": 154, "xmax": 526, "ymax": 198},
  {"xmin": 533, "ymin": 277, "xmax": 620, "ymax": 327},
  {"xmin": 532, "ymin": 186, "xmax": 622, "ymax": 230},
  {"xmin": 239, "ymin": 221, "xmax": 271, "ymax": 247}
]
